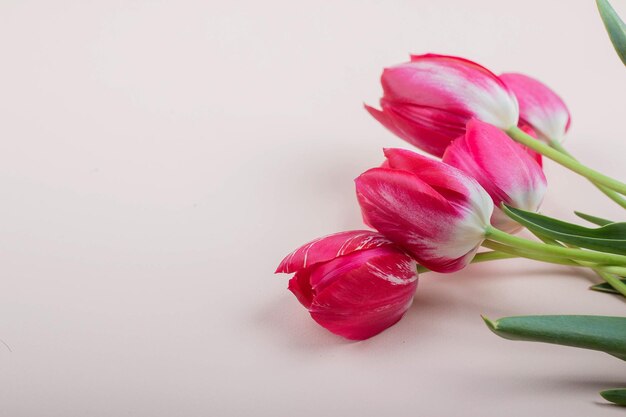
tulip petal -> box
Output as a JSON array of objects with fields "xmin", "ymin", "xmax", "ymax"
[
  {"xmin": 367, "ymin": 54, "xmax": 520, "ymax": 156},
  {"xmin": 443, "ymin": 120, "xmax": 546, "ymax": 232},
  {"xmin": 309, "ymin": 246, "xmax": 418, "ymax": 340},
  {"xmin": 364, "ymin": 104, "xmax": 416, "ymax": 147},
  {"xmin": 375, "ymin": 101, "xmax": 468, "ymax": 157},
  {"xmin": 308, "ymin": 249, "xmax": 384, "ymax": 294},
  {"xmin": 500, "ymin": 73, "xmax": 570, "ymax": 143},
  {"xmin": 446, "ymin": 120, "xmax": 546, "ymax": 204},
  {"xmin": 276, "ymin": 230, "xmax": 393, "ymax": 274},
  {"xmin": 384, "ymin": 54, "xmax": 519, "ymax": 130},
  {"xmin": 355, "ymin": 167, "xmax": 490, "ymax": 272},
  {"xmin": 384, "ymin": 148, "xmax": 476, "ymax": 201},
  {"xmin": 383, "ymin": 148, "xmax": 495, "ymax": 232},
  {"xmin": 518, "ymin": 123, "xmax": 543, "ymax": 167},
  {"xmin": 288, "ymin": 270, "xmax": 314, "ymax": 308}
]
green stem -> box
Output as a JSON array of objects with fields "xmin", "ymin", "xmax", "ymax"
[
  {"xmin": 549, "ymin": 140, "xmax": 626, "ymax": 209},
  {"xmin": 485, "ymin": 225, "xmax": 626, "ymax": 266},
  {"xmin": 482, "ymin": 240, "xmax": 585, "ymax": 267},
  {"xmin": 507, "ymin": 126, "xmax": 626, "ymax": 195},
  {"xmin": 532, "ymin": 232, "xmax": 607, "ymax": 268},
  {"xmin": 484, "ymin": 239, "xmax": 626, "ymax": 276},
  {"xmin": 416, "ymin": 250, "xmax": 515, "ymax": 274},
  {"xmin": 593, "ymin": 265, "xmax": 626, "ymax": 276},
  {"xmin": 531, "ymin": 231, "xmax": 626, "ymax": 297},
  {"xmin": 470, "ymin": 250, "xmax": 517, "ymax": 264}
]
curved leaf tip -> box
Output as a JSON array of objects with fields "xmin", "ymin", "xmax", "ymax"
[
  {"xmin": 481, "ymin": 315, "xmax": 626, "ymax": 359},
  {"xmin": 501, "ymin": 204, "xmax": 626, "ymax": 255},
  {"xmin": 481, "ymin": 315, "xmax": 497, "ymax": 332},
  {"xmin": 600, "ymin": 388, "xmax": 626, "ymax": 406},
  {"xmin": 596, "ymin": 0, "xmax": 626, "ymax": 66},
  {"xmin": 574, "ymin": 211, "xmax": 614, "ymax": 226}
]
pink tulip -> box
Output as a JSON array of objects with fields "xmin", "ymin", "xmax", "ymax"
[
  {"xmin": 355, "ymin": 149, "xmax": 493, "ymax": 273},
  {"xmin": 365, "ymin": 54, "xmax": 519, "ymax": 157},
  {"xmin": 443, "ymin": 120, "xmax": 547, "ymax": 232},
  {"xmin": 275, "ymin": 230, "xmax": 418, "ymax": 340},
  {"xmin": 500, "ymin": 73, "xmax": 571, "ymax": 144}
]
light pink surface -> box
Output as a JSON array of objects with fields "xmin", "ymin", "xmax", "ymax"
[{"xmin": 0, "ymin": 0, "xmax": 625, "ymax": 416}]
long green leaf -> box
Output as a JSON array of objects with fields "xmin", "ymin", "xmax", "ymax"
[
  {"xmin": 483, "ymin": 315, "xmax": 626, "ymax": 360},
  {"xmin": 502, "ymin": 205, "xmax": 626, "ymax": 255},
  {"xmin": 591, "ymin": 278, "xmax": 626, "ymax": 294},
  {"xmin": 601, "ymin": 388, "xmax": 626, "ymax": 406},
  {"xmin": 597, "ymin": 0, "xmax": 626, "ymax": 66},
  {"xmin": 574, "ymin": 211, "xmax": 614, "ymax": 226}
]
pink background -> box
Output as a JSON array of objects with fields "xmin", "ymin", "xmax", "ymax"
[{"xmin": 0, "ymin": 0, "xmax": 625, "ymax": 415}]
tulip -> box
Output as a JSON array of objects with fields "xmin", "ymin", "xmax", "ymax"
[
  {"xmin": 355, "ymin": 149, "xmax": 494, "ymax": 273},
  {"xmin": 443, "ymin": 119, "xmax": 547, "ymax": 232},
  {"xmin": 365, "ymin": 54, "xmax": 519, "ymax": 157},
  {"xmin": 499, "ymin": 73, "xmax": 571, "ymax": 144},
  {"xmin": 275, "ymin": 230, "xmax": 418, "ymax": 340}
]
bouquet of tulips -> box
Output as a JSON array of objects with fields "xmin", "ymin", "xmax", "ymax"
[{"xmin": 276, "ymin": 0, "xmax": 626, "ymax": 406}]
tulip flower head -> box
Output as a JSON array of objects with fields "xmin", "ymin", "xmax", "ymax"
[
  {"xmin": 355, "ymin": 149, "xmax": 494, "ymax": 273},
  {"xmin": 275, "ymin": 230, "xmax": 418, "ymax": 340},
  {"xmin": 443, "ymin": 119, "xmax": 547, "ymax": 232},
  {"xmin": 500, "ymin": 73, "xmax": 571, "ymax": 144},
  {"xmin": 366, "ymin": 54, "xmax": 519, "ymax": 157}
]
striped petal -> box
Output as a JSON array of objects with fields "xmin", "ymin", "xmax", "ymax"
[
  {"xmin": 276, "ymin": 230, "xmax": 393, "ymax": 274},
  {"xmin": 385, "ymin": 54, "xmax": 519, "ymax": 129},
  {"xmin": 367, "ymin": 54, "xmax": 519, "ymax": 156},
  {"xmin": 308, "ymin": 246, "xmax": 418, "ymax": 340},
  {"xmin": 355, "ymin": 165, "xmax": 492, "ymax": 272},
  {"xmin": 383, "ymin": 148, "xmax": 495, "ymax": 232}
]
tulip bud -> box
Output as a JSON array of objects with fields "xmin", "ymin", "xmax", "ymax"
[
  {"xmin": 355, "ymin": 149, "xmax": 494, "ymax": 273},
  {"xmin": 275, "ymin": 231, "xmax": 418, "ymax": 340},
  {"xmin": 443, "ymin": 120, "xmax": 547, "ymax": 233},
  {"xmin": 499, "ymin": 73, "xmax": 571, "ymax": 144},
  {"xmin": 366, "ymin": 54, "xmax": 519, "ymax": 157}
]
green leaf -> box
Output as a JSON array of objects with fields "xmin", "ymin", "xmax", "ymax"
[
  {"xmin": 502, "ymin": 204, "xmax": 626, "ymax": 255},
  {"xmin": 597, "ymin": 0, "xmax": 626, "ymax": 66},
  {"xmin": 574, "ymin": 211, "xmax": 614, "ymax": 226},
  {"xmin": 591, "ymin": 278, "xmax": 626, "ymax": 294},
  {"xmin": 482, "ymin": 315, "xmax": 626, "ymax": 360},
  {"xmin": 600, "ymin": 388, "xmax": 626, "ymax": 406}
]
